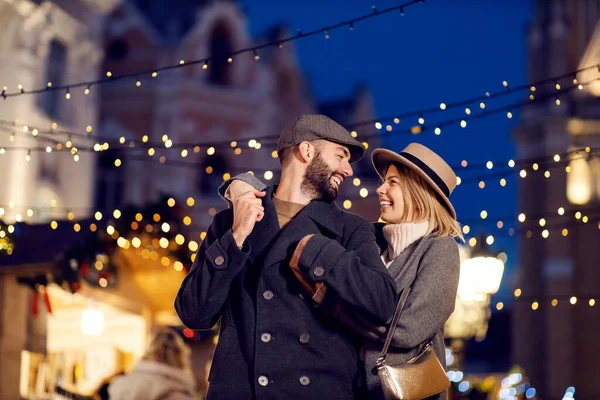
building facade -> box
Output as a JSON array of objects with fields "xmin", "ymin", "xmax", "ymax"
[
  {"xmin": 513, "ymin": 1, "xmax": 600, "ymax": 399},
  {"xmin": 0, "ymin": 0, "xmax": 381, "ymax": 398}
]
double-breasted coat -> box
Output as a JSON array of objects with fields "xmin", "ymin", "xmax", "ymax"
[{"xmin": 175, "ymin": 186, "xmax": 398, "ymax": 400}]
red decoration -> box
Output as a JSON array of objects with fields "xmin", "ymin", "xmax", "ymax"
[
  {"xmin": 70, "ymin": 281, "xmax": 81, "ymax": 293},
  {"xmin": 43, "ymin": 288, "xmax": 53, "ymax": 315},
  {"xmin": 183, "ymin": 328, "xmax": 194, "ymax": 339},
  {"xmin": 81, "ymin": 260, "xmax": 89, "ymax": 279}
]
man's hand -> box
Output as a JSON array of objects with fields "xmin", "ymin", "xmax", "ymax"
[
  {"xmin": 228, "ymin": 180, "xmax": 256, "ymax": 201},
  {"xmin": 231, "ymin": 190, "xmax": 266, "ymax": 248},
  {"xmin": 289, "ymin": 234, "xmax": 328, "ymax": 304}
]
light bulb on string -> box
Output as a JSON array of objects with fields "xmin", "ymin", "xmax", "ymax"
[
  {"xmin": 349, "ymin": 21, "xmax": 354, "ymax": 30},
  {"xmin": 25, "ymin": 150, "xmax": 31, "ymax": 162},
  {"xmin": 84, "ymin": 85, "xmax": 90, "ymax": 95},
  {"xmin": 203, "ymin": 61, "xmax": 208, "ymax": 70},
  {"xmin": 324, "ymin": 30, "xmax": 330, "ymax": 39},
  {"xmin": 65, "ymin": 88, "xmax": 70, "ymax": 100},
  {"xmin": 254, "ymin": 50, "xmax": 260, "ymax": 61}
]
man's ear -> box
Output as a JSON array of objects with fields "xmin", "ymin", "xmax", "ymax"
[{"xmin": 297, "ymin": 141, "xmax": 314, "ymax": 163}]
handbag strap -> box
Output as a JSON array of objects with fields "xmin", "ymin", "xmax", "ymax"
[
  {"xmin": 376, "ymin": 236, "xmax": 430, "ymax": 364},
  {"xmin": 379, "ymin": 286, "xmax": 411, "ymax": 360}
]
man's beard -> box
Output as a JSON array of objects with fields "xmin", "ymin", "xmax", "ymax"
[{"xmin": 301, "ymin": 150, "xmax": 339, "ymax": 202}]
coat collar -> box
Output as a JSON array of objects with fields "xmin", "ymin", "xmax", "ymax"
[
  {"xmin": 386, "ymin": 236, "xmax": 429, "ymax": 289},
  {"xmin": 245, "ymin": 186, "xmax": 343, "ymax": 264}
]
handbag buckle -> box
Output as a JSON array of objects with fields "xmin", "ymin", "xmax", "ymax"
[{"xmin": 372, "ymin": 356, "xmax": 386, "ymax": 375}]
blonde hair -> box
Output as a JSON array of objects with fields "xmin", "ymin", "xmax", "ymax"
[
  {"xmin": 389, "ymin": 163, "xmax": 464, "ymax": 241},
  {"xmin": 142, "ymin": 327, "xmax": 191, "ymax": 371}
]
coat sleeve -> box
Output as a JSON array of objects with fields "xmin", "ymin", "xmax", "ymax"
[
  {"xmin": 218, "ymin": 172, "xmax": 268, "ymax": 206},
  {"xmin": 296, "ymin": 218, "xmax": 398, "ymax": 324},
  {"xmin": 386, "ymin": 237, "xmax": 460, "ymax": 348},
  {"xmin": 174, "ymin": 212, "xmax": 250, "ymax": 329}
]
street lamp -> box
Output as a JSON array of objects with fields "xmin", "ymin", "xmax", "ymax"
[{"xmin": 445, "ymin": 237, "xmax": 505, "ymax": 368}]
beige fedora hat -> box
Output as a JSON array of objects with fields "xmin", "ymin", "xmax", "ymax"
[{"xmin": 371, "ymin": 143, "xmax": 457, "ymax": 218}]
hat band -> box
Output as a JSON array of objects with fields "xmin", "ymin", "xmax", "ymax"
[{"xmin": 399, "ymin": 152, "xmax": 450, "ymax": 197}]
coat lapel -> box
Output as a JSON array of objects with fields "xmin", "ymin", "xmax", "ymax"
[
  {"xmin": 259, "ymin": 194, "xmax": 343, "ymax": 268},
  {"xmin": 386, "ymin": 238, "xmax": 426, "ymax": 289},
  {"xmin": 245, "ymin": 186, "xmax": 281, "ymax": 263}
]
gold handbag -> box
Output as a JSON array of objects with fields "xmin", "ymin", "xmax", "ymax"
[{"xmin": 373, "ymin": 287, "xmax": 450, "ymax": 400}]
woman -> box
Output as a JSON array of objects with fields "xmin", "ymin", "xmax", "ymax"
[
  {"xmin": 109, "ymin": 327, "xmax": 197, "ymax": 400},
  {"xmin": 222, "ymin": 143, "xmax": 462, "ymax": 399}
]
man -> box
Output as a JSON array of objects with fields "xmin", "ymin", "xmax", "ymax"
[{"xmin": 175, "ymin": 114, "xmax": 397, "ymax": 399}]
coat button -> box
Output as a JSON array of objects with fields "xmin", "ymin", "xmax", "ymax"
[
  {"xmin": 299, "ymin": 333, "xmax": 310, "ymax": 344},
  {"xmin": 313, "ymin": 266, "xmax": 325, "ymax": 277},
  {"xmin": 214, "ymin": 256, "xmax": 225, "ymax": 266},
  {"xmin": 261, "ymin": 333, "xmax": 272, "ymax": 343},
  {"xmin": 258, "ymin": 375, "xmax": 269, "ymax": 387},
  {"xmin": 262, "ymin": 290, "xmax": 274, "ymax": 300},
  {"xmin": 299, "ymin": 376, "xmax": 310, "ymax": 386}
]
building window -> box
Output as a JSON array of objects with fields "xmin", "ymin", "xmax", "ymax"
[
  {"xmin": 106, "ymin": 38, "xmax": 129, "ymax": 61},
  {"xmin": 198, "ymin": 155, "xmax": 227, "ymax": 196},
  {"xmin": 95, "ymin": 150, "xmax": 125, "ymax": 212},
  {"xmin": 208, "ymin": 22, "xmax": 233, "ymax": 85},
  {"xmin": 40, "ymin": 39, "xmax": 67, "ymax": 120}
]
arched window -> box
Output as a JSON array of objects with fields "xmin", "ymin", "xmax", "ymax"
[
  {"xmin": 208, "ymin": 22, "xmax": 233, "ymax": 85},
  {"xmin": 41, "ymin": 39, "xmax": 67, "ymax": 119},
  {"xmin": 95, "ymin": 150, "xmax": 125, "ymax": 213},
  {"xmin": 198, "ymin": 155, "xmax": 227, "ymax": 196},
  {"xmin": 106, "ymin": 38, "xmax": 129, "ymax": 61}
]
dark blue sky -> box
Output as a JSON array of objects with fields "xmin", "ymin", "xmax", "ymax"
[{"xmin": 240, "ymin": 0, "xmax": 533, "ymax": 303}]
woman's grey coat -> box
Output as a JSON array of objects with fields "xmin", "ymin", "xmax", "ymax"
[{"xmin": 325, "ymin": 227, "xmax": 460, "ymax": 399}]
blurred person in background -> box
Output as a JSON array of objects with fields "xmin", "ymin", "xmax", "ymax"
[{"xmin": 109, "ymin": 327, "xmax": 197, "ymax": 400}]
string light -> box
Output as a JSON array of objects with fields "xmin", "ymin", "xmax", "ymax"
[
  {"xmin": 3, "ymin": 69, "xmax": 596, "ymax": 157},
  {"xmin": 0, "ymin": 2, "xmax": 425, "ymax": 99}
]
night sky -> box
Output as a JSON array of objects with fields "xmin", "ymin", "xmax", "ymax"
[{"xmin": 240, "ymin": 0, "xmax": 533, "ymax": 303}]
